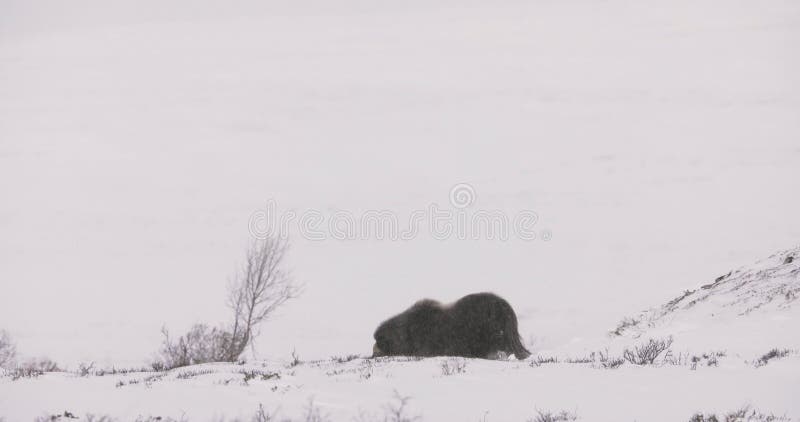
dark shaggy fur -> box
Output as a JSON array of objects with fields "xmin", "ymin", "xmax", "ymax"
[{"xmin": 372, "ymin": 292, "xmax": 531, "ymax": 360}]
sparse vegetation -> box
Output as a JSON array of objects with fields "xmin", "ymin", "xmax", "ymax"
[
  {"xmin": 524, "ymin": 350, "xmax": 630, "ymax": 369},
  {"xmin": 331, "ymin": 354, "xmax": 360, "ymax": 363},
  {"xmin": 689, "ymin": 405, "xmax": 791, "ymax": 421},
  {"xmin": 156, "ymin": 236, "xmax": 301, "ymax": 369},
  {"xmin": 241, "ymin": 369, "xmax": 281, "ymax": 384},
  {"xmin": 26, "ymin": 357, "xmax": 60, "ymax": 372},
  {"xmin": 114, "ymin": 372, "xmax": 167, "ymax": 388},
  {"xmin": 601, "ymin": 357, "xmax": 625, "ymax": 369},
  {"xmin": 250, "ymin": 404, "xmax": 278, "ymax": 422},
  {"xmin": 289, "ymin": 349, "xmax": 302, "ymax": 367},
  {"xmin": 663, "ymin": 350, "xmax": 690, "ymax": 367},
  {"xmin": 225, "ymin": 237, "xmax": 302, "ymax": 360},
  {"xmin": 593, "ymin": 349, "xmax": 625, "ymax": 369},
  {"xmin": 622, "ymin": 337, "xmax": 673, "ymax": 365},
  {"xmin": 753, "ymin": 348, "xmax": 796, "ymax": 368},
  {"xmin": 352, "ymin": 391, "xmax": 421, "ymax": 422},
  {"xmin": 610, "ymin": 317, "xmax": 639, "ymax": 336},
  {"xmin": 77, "ymin": 362, "xmax": 95, "ymax": 377},
  {"xmin": 299, "ymin": 398, "xmax": 329, "ymax": 422},
  {"xmin": 381, "ymin": 391, "xmax": 421, "ymax": 422},
  {"xmin": 686, "ymin": 351, "xmax": 726, "ymax": 369},
  {"xmin": 564, "ymin": 355, "xmax": 593, "ymax": 364},
  {"xmin": 158, "ymin": 323, "xmax": 236, "ymax": 369},
  {"xmin": 0, "ymin": 329, "xmax": 17, "ymax": 369},
  {"xmin": 4, "ymin": 357, "xmax": 61, "ymax": 380},
  {"xmin": 529, "ymin": 355, "xmax": 559, "ymax": 367},
  {"xmin": 359, "ymin": 359, "xmax": 374, "ymax": 380},
  {"xmin": 33, "ymin": 412, "xmax": 190, "ymax": 422},
  {"xmin": 440, "ymin": 358, "xmax": 467, "ymax": 376},
  {"xmin": 529, "ymin": 409, "xmax": 578, "ymax": 422},
  {"xmin": 93, "ymin": 366, "xmax": 154, "ymax": 377}
]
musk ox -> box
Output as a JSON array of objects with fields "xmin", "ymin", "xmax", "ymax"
[{"xmin": 372, "ymin": 292, "xmax": 530, "ymax": 360}]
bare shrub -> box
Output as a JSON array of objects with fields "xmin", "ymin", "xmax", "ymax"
[
  {"xmin": 0, "ymin": 330, "xmax": 16, "ymax": 369},
  {"xmin": 301, "ymin": 398, "xmax": 329, "ymax": 422},
  {"xmin": 289, "ymin": 349, "xmax": 302, "ymax": 367},
  {"xmin": 225, "ymin": 237, "xmax": 302, "ymax": 361},
  {"xmin": 25, "ymin": 357, "xmax": 60, "ymax": 372},
  {"xmin": 158, "ymin": 324, "xmax": 235, "ymax": 369},
  {"xmin": 354, "ymin": 391, "xmax": 421, "ymax": 422},
  {"xmin": 240, "ymin": 369, "xmax": 280, "ymax": 384},
  {"xmin": 94, "ymin": 366, "xmax": 152, "ymax": 376},
  {"xmin": 34, "ymin": 411, "xmax": 80, "ymax": 422},
  {"xmin": 359, "ymin": 359, "xmax": 374, "ymax": 380},
  {"xmin": 529, "ymin": 355, "xmax": 559, "ymax": 367},
  {"xmin": 34, "ymin": 413, "xmax": 192, "ymax": 422},
  {"xmin": 603, "ymin": 357, "xmax": 625, "ymax": 369},
  {"xmin": 692, "ymin": 351, "xmax": 726, "ymax": 368},
  {"xmin": 610, "ymin": 317, "xmax": 639, "ymax": 336},
  {"xmin": 331, "ymin": 354, "xmax": 360, "ymax": 363},
  {"xmin": 251, "ymin": 404, "xmax": 279, "ymax": 422},
  {"xmin": 440, "ymin": 358, "xmax": 467, "ymax": 376},
  {"xmin": 83, "ymin": 415, "xmax": 115, "ymax": 422},
  {"xmin": 589, "ymin": 349, "xmax": 624, "ymax": 369},
  {"xmin": 529, "ymin": 409, "xmax": 578, "ymax": 422},
  {"xmin": 156, "ymin": 237, "xmax": 300, "ymax": 369},
  {"xmin": 689, "ymin": 413, "xmax": 719, "ymax": 422},
  {"xmin": 622, "ymin": 337, "xmax": 673, "ymax": 365},
  {"xmin": 5, "ymin": 357, "xmax": 60, "ymax": 380},
  {"xmin": 754, "ymin": 348, "xmax": 796, "ymax": 368},
  {"xmin": 77, "ymin": 361, "xmax": 96, "ymax": 377},
  {"xmin": 382, "ymin": 391, "xmax": 421, "ymax": 422},
  {"xmin": 564, "ymin": 355, "xmax": 593, "ymax": 364},
  {"xmin": 689, "ymin": 405, "xmax": 791, "ymax": 421},
  {"xmin": 664, "ymin": 350, "xmax": 691, "ymax": 367}
]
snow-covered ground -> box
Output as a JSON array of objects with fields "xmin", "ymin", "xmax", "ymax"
[
  {"xmin": 1, "ymin": 0, "xmax": 799, "ymax": 419},
  {"xmin": 609, "ymin": 246, "xmax": 800, "ymax": 357},
  {"xmin": 3, "ymin": 354, "xmax": 800, "ymax": 421},
  {"xmin": 2, "ymin": 245, "xmax": 798, "ymax": 421}
]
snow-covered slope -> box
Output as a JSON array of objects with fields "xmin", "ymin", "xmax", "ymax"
[{"xmin": 610, "ymin": 246, "xmax": 800, "ymax": 356}]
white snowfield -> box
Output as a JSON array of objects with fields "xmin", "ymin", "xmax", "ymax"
[
  {"xmin": 2, "ymin": 248, "xmax": 799, "ymax": 421},
  {"xmin": 2, "ymin": 356, "xmax": 800, "ymax": 422}
]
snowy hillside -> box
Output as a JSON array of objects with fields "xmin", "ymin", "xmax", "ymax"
[{"xmin": 610, "ymin": 246, "xmax": 800, "ymax": 356}]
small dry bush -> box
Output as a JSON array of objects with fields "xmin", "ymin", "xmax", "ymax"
[
  {"xmin": 0, "ymin": 330, "xmax": 16, "ymax": 369},
  {"xmin": 622, "ymin": 337, "xmax": 673, "ymax": 365},
  {"xmin": 753, "ymin": 348, "xmax": 795, "ymax": 368},
  {"xmin": 157, "ymin": 324, "xmax": 236, "ymax": 369},
  {"xmin": 440, "ymin": 358, "xmax": 467, "ymax": 376},
  {"xmin": 689, "ymin": 404, "xmax": 790, "ymax": 421},
  {"xmin": 529, "ymin": 355, "xmax": 559, "ymax": 367},
  {"xmin": 529, "ymin": 410, "xmax": 578, "ymax": 422}
]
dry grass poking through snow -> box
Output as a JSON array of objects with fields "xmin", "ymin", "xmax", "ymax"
[
  {"xmin": 688, "ymin": 405, "xmax": 791, "ymax": 422},
  {"xmin": 753, "ymin": 348, "xmax": 797, "ymax": 368},
  {"xmin": 528, "ymin": 410, "xmax": 579, "ymax": 422}
]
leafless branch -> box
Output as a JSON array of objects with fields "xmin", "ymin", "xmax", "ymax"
[{"xmin": 225, "ymin": 236, "xmax": 302, "ymax": 361}]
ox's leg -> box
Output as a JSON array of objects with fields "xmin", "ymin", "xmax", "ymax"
[{"xmin": 486, "ymin": 350, "xmax": 509, "ymax": 360}]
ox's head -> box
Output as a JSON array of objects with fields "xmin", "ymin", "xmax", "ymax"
[{"xmin": 372, "ymin": 315, "xmax": 410, "ymax": 357}]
